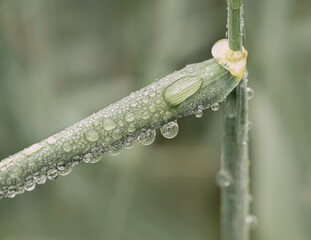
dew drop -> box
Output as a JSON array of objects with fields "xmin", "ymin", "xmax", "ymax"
[
  {"xmin": 47, "ymin": 169, "xmax": 59, "ymax": 180},
  {"xmin": 85, "ymin": 130, "xmax": 99, "ymax": 142},
  {"xmin": 24, "ymin": 176, "xmax": 36, "ymax": 191},
  {"xmin": 125, "ymin": 113, "xmax": 135, "ymax": 122},
  {"xmin": 216, "ymin": 170, "xmax": 232, "ymax": 187},
  {"xmin": 103, "ymin": 118, "xmax": 116, "ymax": 131},
  {"xmin": 248, "ymin": 121, "xmax": 253, "ymax": 130},
  {"xmin": 109, "ymin": 147, "xmax": 122, "ymax": 156},
  {"xmin": 141, "ymin": 111, "xmax": 150, "ymax": 120},
  {"xmin": 160, "ymin": 121, "xmax": 179, "ymax": 139},
  {"xmin": 148, "ymin": 105, "xmax": 156, "ymax": 113},
  {"xmin": 7, "ymin": 186, "xmax": 17, "ymax": 198},
  {"xmin": 124, "ymin": 136, "xmax": 135, "ymax": 149},
  {"xmin": 246, "ymin": 87, "xmax": 254, "ymax": 100},
  {"xmin": 127, "ymin": 123, "xmax": 136, "ymax": 133},
  {"xmin": 34, "ymin": 173, "xmax": 47, "ymax": 185},
  {"xmin": 57, "ymin": 161, "xmax": 74, "ymax": 176},
  {"xmin": 72, "ymin": 156, "xmax": 82, "ymax": 166},
  {"xmin": 83, "ymin": 153, "xmax": 93, "ymax": 163},
  {"xmin": 47, "ymin": 136, "xmax": 57, "ymax": 144},
  {"xmin": 138, "ymin": 129, "xmax": 156, "ymax": 146},
  {"xmin": 211, "ymin": 103, "xmax": 220, "ymax": 111},
  {"xmin": 63, "ymin": 141, "xmax": 72, "ymax": 152},
  {"xmin": 195, "ymin": 105, "xmax": 204, "ymax": 118},
  {"xmin": 245, "ymin": 215, "xmax": 258, "ymax": 229},
  {"xmin": 112, "ymin": 130, "xmax": 122, "ymax": 140},
  {"xmin": 90, "ymin": 155, "xmax": 103, "ymax": 164}
]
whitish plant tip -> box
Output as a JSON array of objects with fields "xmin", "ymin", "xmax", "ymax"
[{"xmin": 211, "ymin": 39, "xmax": 248, "ymax": 80}]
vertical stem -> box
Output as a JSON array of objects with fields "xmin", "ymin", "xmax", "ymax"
[{"xmin": 220, "ymin": 0, "xmax": 250, "ymax": 240}]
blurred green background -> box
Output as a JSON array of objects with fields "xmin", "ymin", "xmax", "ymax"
[{"xmin": 0, "ymin": 0, "xmax": 310, "ymax": 239}]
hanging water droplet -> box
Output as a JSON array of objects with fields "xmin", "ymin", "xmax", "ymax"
[
  {"xmin": 160, "ymin": 121, "xmax": 179, "ymax": 139},
  {"xmin": 216, "ymin": 170, "xmax": 232, "ymax": 187},
  {"xmin": 0, "ymin": 191, "xmax": 4, "ymax": 200},
  {"xmin": 34, "ymin": 173, "xmax": 47, "ymax": 185},
  {"xmin": 83, "ymin": 153, "xmax": 93, "ymax": 163},
  {"xmin": 72, "ymin": 156, "xmax": 82, "ymax": 166},
  {"xmin": 211, "ymin": 103, "xmax": 220, "ymax": 111},
  {"xmin": 7, "ymin": 185, "xmax": 17, "ymax": 198},
  {"xmin": 85, "ymin": 130, "xmax": 99, "ymax": 142},
  {"xmin": 109, "ymin": 146, "xmax": 122, "ymax": 156},
  {"xmin": 103, "ymin": 118, "xmax": 116, "ymax": 131},
  {"xmin": 195, "ymin": 105, "xmax": 204, "ymax": 118},
  {"xmin": 47, "ymin": 169, "xmax": 59, "ymax": 180},
  {"xmin": 124, "ymin": 136, "xmax": 135, "ymax": 149},
  {"xmin": 246, "ymin": 87, "xmax": 254, "ymax": 100},
  {"xmin": 24, "ymin": 176, "xmax": 36, "ymax": 191},
  {"xmin": 125, "ymin": 113, "xmax": 135, "ymax": 122},
  {"xmin": 245, "ymin": 215, "xmax": 258, "ymax": 229},
  {"xmin": 63, "ymin": 141, "xmax": 72, "ymax": 152},
  {"xmin": 57, "ymin": 161, "xmax": 74, "ymax": 176},
  {"xmin": 138, "ymin": 129, "xmax": 156, "ymax": 145}
]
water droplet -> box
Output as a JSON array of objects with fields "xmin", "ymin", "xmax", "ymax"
[
  {"xmin": 63, "ymin": 141, "xmax": 72, "ymax": 152},
  {"xmin": 124, "ymin": 136, "xmax": 135, "ymax": 149},
  {"xmin": 7, "ymin": 186, "xmax": 17, "ymax": 198},
  {"xmin": 160, "ymin": 121, "xmax": 179, "ymax": 139},
  {"xmin": 24, "ymin": 176, "xmax": 36, "ymax": 191},
  {"xmin": 148, "ymin": 105, "xmax": 156, "ymax": 113},
  {"xmin": 112, "ymin": 130, "xmax": 122, "ymax": 140},
  {"xmin": 109, "ymin": 147, "xmax": 122, "ymax": 156},
  {"xmin": 195, "ymin": 105, "xmax": 204, "ymax": 118},
  {"xmin": 125, "ymin": 113, "xmax": 135, "ymax": 122},
  {"xmin": 247, "ymin": 87, "xmax": 254, "ymax": 100},
  {"xmin": 245, "ymin": 215, "xmax": 258, "ymax": 229},
  {"xmin": 103, "ymin": 118, "xmax": 116, "ymax": 131},
  {"xmin": 34, "ymin": 173, "xmax": 47, "ymax": 185},
  {"xmin": 211, "ymin": 103, "xmax": 220, "ymax": 111},
  {"xmin": 72, "ymin": 156, "xmax": 82, "ymax": 166},
  {"xmin": 248, "ymin": 121, "xmax": 253, "ymax": 130},
  {"xmin": 85, "ymin": 130, "xmax": 99, "ymax": 142},
  {"xmin": 163, "ymin": 76, "xmax": 203, "ymax": 106},
  {"xmin": 216, "ymin": 170, "xmax": 232, "ymax": 187},
  {"xmin": 90, "ymin": 155, "xmax": 103, "ymax": 163},
  {"xmin": 47, "ymin": 136, "xmax": 57, "ymax": 144},
  {"xmin": 127, "ymin": 123, "xmax": 136, "ymax": 133},
  {"xmin": 47, "ymin": 169, "xmax": 59, "ymax": 180},
  {"xmin": 83, "ymin": 153, "xmax": 93, "ymax": 163},
  {"xmin": 138, "ymin": 129, "xmax": 156, "ymax": 145},
  {"xmin": 57, "ymin": 161, "xmax": 74, "ymax": 176},
  {"xmin": 141, "ymin": 111, "xmax": 150, "ymax": 120}
]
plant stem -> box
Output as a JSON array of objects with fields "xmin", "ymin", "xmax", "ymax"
[
  {"xmin": 220, "ymin": 0, "xmax": 250, "ymax": 240},
  {"xmin": 0, "ymin": 59, "xmax": 241, "ymax": 199}
]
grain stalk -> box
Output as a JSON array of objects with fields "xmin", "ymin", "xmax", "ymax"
[{"xmin": 219, "ymin": 0, "xmax": 252, "ymax": 239}]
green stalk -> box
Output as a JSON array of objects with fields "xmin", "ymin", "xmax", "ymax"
[
  {"xmin": 219, "ymin": 0, "xmax": 251, "ymax": 240},
  {"xmin": 0, "ymin": 59, "xmax": 241, "ymax": 199}
]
